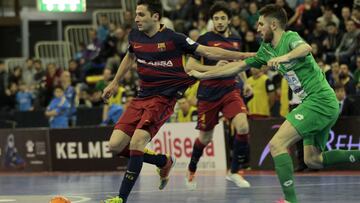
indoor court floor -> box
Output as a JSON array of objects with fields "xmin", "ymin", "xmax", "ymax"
[{"xmin": 0, "ymin": 171, "xmax": 359, "ymax": 203}]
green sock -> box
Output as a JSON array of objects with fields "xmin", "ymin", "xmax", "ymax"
[
  {"xmin": 322, "ymin": 150, "xmax": 360, "ymax": 167},
  {"xmin": 273, "ymin": 153, "xmax": 298, "ymax": 203}
]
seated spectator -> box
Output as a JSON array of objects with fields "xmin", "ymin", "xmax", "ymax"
[
  {"xmin": 45, "ymin": 86, "xmax": 71, "ymax": 128},
  {"xmin": 33, "ymin": 59, "xmax": 45, "ymax": 85},
  {"xmin": 8, "ymin": 66, "xmax": 22, "ymax": 85},
  {"xmin": 353, "ymin": 56, "xmax": 360, "ymax": 94},
  {"xmin": 68, "ymin": 59, "xmax": 83, "ymax": 85},
  {"xmin": 334, "ymin": 83, "xmax": 360, "ymax": 116},
  {"xmin": 61, "ymin": 71, "xmax": 77, "ymax": 126},
  {"xmin": 97, "ymin": 14, "xmax": 109, "ymax": 43},
  {"xmin": 43, "ymin": 63, "xmax": 62, "ymax": 106},
  {"xmin": 15, "ymin": 81, "xmax": 34, "ymax": 112},
  {"xmin": 326, "ymin": 61, "xmax": 340, "ymax": 87},
  {"xmin": 339, "ymin": 64, "xmax": 356, "ymax": 95},
  {"xmin": 175, "ymin": 97, "xmax": 197, "ymax": 122},
  {"xmin": 352, "ymin": 6, "xmax": 360, "ymax": 28},
  {"xmin": 322, "ymin": 22, "xmax": 343, "ymax": 59},
  {"xmin": 22, "ymin": 58, "xmax": 35, "ymax": 87},
  {"xmin": 339, "ymin": 6, "xmax": 352, "ymax": 31},
  {"xmin": 317, "ymin": 6, "xmax": 340, "ymax": 29},
  {"xmin": 246, "ymin": 2, "xmax": 259, "ymax": 31}
]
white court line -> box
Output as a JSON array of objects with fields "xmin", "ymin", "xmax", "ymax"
[
  {"xmin": 63, "ymin": 181, "xmax": 360, "ymax": 196},
  {"xmin": 67, "ymin": 196, "xmax": 91, "ymax": 203},
  {"xmin": 0, "ymin": 200, "xmax": 16, "ymax": 202}
]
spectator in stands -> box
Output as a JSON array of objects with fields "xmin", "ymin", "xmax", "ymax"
[
  {"xmin": 3, "ymin": 82, "xmax": 17, "ymax": 110},
  {"xmin": 103, "ymin": 27, "xmax": 129, "ymax": 72},
  {"xmin": 247, "ymin": 68, "xmax": 276, "ymax": 117},
  {"xmin": 352, "ymin": 6, "xmax": 360, "ymax": 28},
  {"xmin": 317, "ymin": 6, "xmax": 340, "ymax": 29},
  {"xmin": 61, "ymin": 71, "xmax": 77, "ymax": 126},
  {"xmin": 15, "ymin": 81, "xmax": 34, "ymax": 112},
  {"xmin": 45, "ymin": 86, "xmax": 71, "ymax": 128},
  {"xmin": 326, "ymin": 61, "xmax": 340, "ymax": 87},
  {"xmin": 246, "ymin": 2, "xmax": 259, "ymax": 30},
  {"xmin": 97, "ymin": 14, "xmax": 110, "ymax": 43},
  {"xmin": 334, "ymin": 82, "xmax": 360, "ymax": 116},
  {"xmin": 175, "ymin": 96, "xmax": 197, "ymax": 122},
  {"xmin": 22, "ymin": 58, "xmax": 35, "ymax": 87},
  {"xmin": 332, "ymin": 19, "xmax": 360, "ymax": 64},
  {"xmin": 310, "ymin": 42, "xmax": 322, "ymax": 60},
  {"xmin": 229, "ymin": 0, "xmax": 248, "ymax": 19},
  {"xmin": 354, "ymin": 56, "xmax": 360, "ymax": 94},
  {"xmin": 68, "ymin": 59, "xmax": 83, "ymax": 86},
  {"xmin": 33, "ymin": 59, "xmax": 45, "ymax": 85},
  {"xmin": 339, "ymin": 63, "xmax": 357, "ymax": 95},
  {"xmin": 8, "ymin": 66, "xmax": 22, "ymax": 85},
  {"xmin": 275, "ymin": 0, "xmax": 294, "ymax": 19},
  {"xmin": 301, "ymin": 0, "xmax": 323, "ymax": 33},
  {"xmin": 339, "ymin": 6, "xmax": 352, "ymax": 31},
  {"xmin": 44, "ymin": 63, "xmax": 62, "ymax": 106},
  {"xmin": 242, "ymin": 30, "xmax": 260, "ymax": 52},
  {"xmin": 76, "ymin": 84, "xmax": 92, "ymax": 108},
  {"xmin": 306, "ymin": 20, "xmax": 326, "ymax": 45},
  {"xmin": 85, "ymin": 28, "xmax": 101, "ymax": 61},
  {"xmin": 0, "ymin": 61, "xmax": 9, "ymax": 109},
  {"xmin": 322, "ymin": 22, "xmax": 343, "ymax": 58}
]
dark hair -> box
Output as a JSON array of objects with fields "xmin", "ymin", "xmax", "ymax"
[
  {"xmin": 209, "ymin": 1, "xmax": 232, "ymax": 19},
  {"xmin": 259, "ymin": 4, "xmax": 288, "ymax": 29},
  {"xmin": 137, "ymin": 0, "xmax": 163, "ymax": 20}
]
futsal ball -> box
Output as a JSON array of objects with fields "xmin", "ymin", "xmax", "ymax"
[{"xmin": 49, "ymin": 196, "xmax": 71, "ymax": 203}]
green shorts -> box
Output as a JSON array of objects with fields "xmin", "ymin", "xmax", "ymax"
[{"xmin": 286, "ymin": 98, "xmax": 339, "ymax": 151}]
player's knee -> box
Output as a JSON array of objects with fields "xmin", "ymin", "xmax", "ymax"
[
  {"xmin": 236, "ymin": 124, "xmax": 249, "ymax": 135},
  {"xmin": 130, "ymin": 134, "xmax": 149, "ymax": 150},
  {"xmin": 269, "ymin": 139, "xmax": 285, "ymax": 156},
  {"xmin": 199, "ymin": 135, "xmax": 212, "ymax": 145},
  {"xmin": 304, "ymin": 156, "xmax": 323, "ymax": 169}
]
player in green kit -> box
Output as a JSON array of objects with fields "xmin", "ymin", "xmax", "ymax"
[{"xmin": 188, "ymin": 4, "xmax": 360, "ymax": 203}]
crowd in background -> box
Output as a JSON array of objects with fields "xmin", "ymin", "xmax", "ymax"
[{"xmin": 0, "ymin": 0, "xmax": 359, "ymax": 128}]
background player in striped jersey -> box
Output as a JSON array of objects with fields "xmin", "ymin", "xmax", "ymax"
[
  {"xmin": 184, "ymin": 1, "xmax": 251, "ymax": 190},
  {"xmin": 188, "ymin": 4, "xmax": 360, "ymax": 203},
  {"xmin": 101, "ymin": 1, "xmax": 254, "ymax": 202}
]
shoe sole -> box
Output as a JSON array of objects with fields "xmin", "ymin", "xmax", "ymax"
[{"xmin": 225, "ymin": 176, "xmax": 251, "ymax": 188}]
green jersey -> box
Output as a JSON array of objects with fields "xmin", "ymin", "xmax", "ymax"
[{"xmin": 245, "ymin": 31, "xmax": 335, "ymax": 102}]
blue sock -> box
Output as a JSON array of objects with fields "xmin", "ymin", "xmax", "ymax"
[
  {"xmin": 188, "ymin": 138, "xmax": 206, "ymax": 172},
  {"xmin": 119, "ymin": 150, "xmax": 144, "ymax": 201},
  {"xmin": 231, "ymin": 134, "xmax": 249, "ymax": 173}
]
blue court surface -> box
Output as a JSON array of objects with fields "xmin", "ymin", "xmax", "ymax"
[{"xmin": 0, "ymin": 171, "xmax": 359, "ymax": 203}]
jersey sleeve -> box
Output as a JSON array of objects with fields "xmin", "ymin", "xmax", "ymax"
[
  {"xmin": 287, "ymin": 31, "xmax": 306, "ymax": 50},
  {"xmin": 244, "ymin": 43, "xmax": 267, "ymax": 69},
  {"xmin": 192, "ymin": 35, "xmax": 206, "ymax": 61},
  {"xmin": 173, "ymin": 32, "xmax": 199, "ymax": 54}
]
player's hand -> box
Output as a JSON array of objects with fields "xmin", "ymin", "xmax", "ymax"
[
  {"xmin": 267, "ymin": 55, "xmax": 290, "ymax": 68},
  {"xmin": 239, "ymin": 52, "xmax": 256, "ymax": 59},
  {"xmin": 188, "ymin": 70, "xmax": 205, "ymax": 79},
  {"xmin": 216, "ymin": 60, "xmax": 229, "ymax": 66},
  {"xmin": 243, "ymin": 83, "xmax": 253, "ymax": 98},
  {"xmin": 102, "ymin": 81, "xmax": 119, "ymax": 104}
]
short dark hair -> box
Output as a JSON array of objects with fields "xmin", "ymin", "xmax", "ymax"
[
  {"xmin": 209, "ymin": 1, "xmax": 232, "ymax": 19},
  {"xmin": 333, "ymin": 82, "xmax": 345, "ymax": 91},
  {"xmin": 259, "ymin": 4, "xmax": 288, "ymax": 29},
  {"xmin": 137, "ymin": 0, "xmax": 163, "ymax": 20}
]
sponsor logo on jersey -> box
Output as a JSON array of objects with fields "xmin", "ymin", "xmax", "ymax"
[
  {"xmin": 295, "ymin": 114, "xmax": 304, "ymax": 120},
  {"xmin": 157, "ymin": 42, "xmax": 166, "ymax": 51},
  {"xmin": 137, "ymin": 59, "xmax": 174, "ymax": 67}
]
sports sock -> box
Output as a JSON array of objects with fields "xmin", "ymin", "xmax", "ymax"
[
  {"xmin": 231, "ymin": 133, "xmax": 250, "ymax": 173},
  {"xmin": 322, "ymin": 150, "xmax": 360, "ymax": 167},
  {"xmin": 188, "ymin": 138, "xmax": 207, "ymax": 172},
  {"xmin": 273, "ymin": 153, "xmax": 298, "ymax": 203},
  {"xmin": 119, "ymin": 150, "xmax": 144, "ymax": 202}
]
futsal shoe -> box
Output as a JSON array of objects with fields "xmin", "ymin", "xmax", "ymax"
[
  {"xmin": 225, "ymin": 171, "xmax": 251, "ymax": 188},
  {"xmin": 185, "ymin": 170, "xmax": 197, "ymax": 190},
  {"xmin": 157, "ymin": 155, "xmax": 176, "ymax": 190},
  {"xmin": 275, "ymin": 198, "xmax": 290, "ymax": 203},
  {"xmin": 102, "ymin": 196, "xmax": 123, "ymax": 203}
]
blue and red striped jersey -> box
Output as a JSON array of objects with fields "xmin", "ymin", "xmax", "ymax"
[
  {"xmin": 128, "ymin": 25, "xmax": 199, "ymax": 98},
  {"xmin": 194, "ymin": 32, "xmax": 242, "ymax": 101}
]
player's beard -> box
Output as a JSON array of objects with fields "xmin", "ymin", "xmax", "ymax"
[{"xmin": 263, "ymin": 29, "xmax": 274, "ymax": 43}]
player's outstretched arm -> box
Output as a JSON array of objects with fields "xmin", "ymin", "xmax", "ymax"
[
  {"xmin": 267, "ymin": 43, "xmax": 312, "ymax": 67},
  {"xmin": 195, "ymin": 44, "xmax": 255, "ymax": 61},
  {"xmin": 188, "ymin": 60, "xmax": 248, "ymax": 80},
  {"xmin": 102, "ymin": 52, "xmax": 135, "ymax": 103},
  {"xmin": 184, "ymin": 56, "xmax": 229, "ymax": 73}
]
